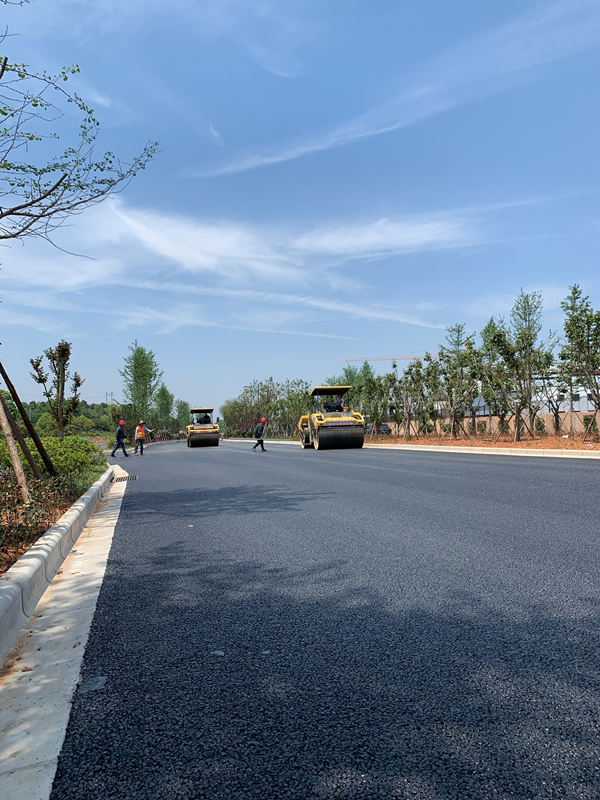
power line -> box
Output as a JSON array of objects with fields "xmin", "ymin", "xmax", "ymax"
[{"xmin": 345, "ymin": 355, "xmax": 438, "ymax": 362}]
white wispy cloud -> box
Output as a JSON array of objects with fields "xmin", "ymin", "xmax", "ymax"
[
  {"xmin": 88, "ymin": 303, "xmax": 360, "ymax": 339},
  {"xmin": 209, "ymin": 122, "xmax": 224, "ymax": 146},
  {"xmin": 107, "ymin": 200, "xmax": 478, "ymax": 284},
  {"xmin": 111, "ymin": 204, "xmax": 301, "ymax": 281},
  {"xmin": 295, "ymin": 216, "xmax": 474, "ymax": 257},
  {"xmin": 123, "ymin": 282, "xmax": 445, "ymax": 329},
  {"xmin": 6, "ymin": 0, "xmax": 319, "ymax": 77},
  {"xmin": 4, "ymin": 194, "xmax": 563, "ymax": 336},
  {"xmin": 0, "ymin": 309, "xmax": 60, "ymax": 333},
  {"xmin": 200, "ymin": 0, "xmax": 600, "ymax": 176},
  {"xmin": 464, "ymin": 283, "xmax": 571, "ymax": 320},
  {"xmin": 74, "ymin": 83, "xmax": 112, "ymax": 108}
]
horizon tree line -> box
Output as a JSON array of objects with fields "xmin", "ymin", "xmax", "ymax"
[{"xmin": 220, "ymin": 286, "xmax": 600, "ymax": 443}]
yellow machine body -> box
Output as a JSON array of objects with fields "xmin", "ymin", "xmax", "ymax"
[
  {"xmin": 187, "ymin": 407, "xmax": 220, "ymax": 448},
  {"xmin": 298, "ymin": 386, "xmax": 365, "ymax": 450}
]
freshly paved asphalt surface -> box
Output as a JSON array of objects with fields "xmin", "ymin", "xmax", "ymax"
[{"xmin": 51, "ymin": 441, "xmax": 600, "ymax": 799}]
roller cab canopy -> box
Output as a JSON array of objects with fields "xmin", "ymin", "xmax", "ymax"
[
  {"xmin": 190, "ymin": 408, "xmax": 214, "ymax": 414},
  {"xmin": 310, "ymin": 386, "xmax": 351, "ymax": 397}
]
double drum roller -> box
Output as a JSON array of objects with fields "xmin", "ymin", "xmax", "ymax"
[
  {"xmin": 298, "ymin": 386, "xmax": 365, "ymax": 451},
  {"xmin": 186, "ymin": 408, "xmax": 220, "ymax": 447}
]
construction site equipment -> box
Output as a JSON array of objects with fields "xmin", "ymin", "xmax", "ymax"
[
  {"xmin": 187, "ymin": 408, "xmax": 220, "ymax": 448},
  {"xmin": 298, "ymin": 386, "xmax": 365, "ymax": 450}
]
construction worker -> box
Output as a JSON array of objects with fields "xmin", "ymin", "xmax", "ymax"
[
  {"xmin": 252, "ymin": 418, "xmax": 267, "ymax": 452},
  {"xmin": 134, "ymin": 420, "xmax": 153, "ymax": 455},
  {"xmin": 110, "ymin": 420, "xmax": 129, "ymax": 458}
]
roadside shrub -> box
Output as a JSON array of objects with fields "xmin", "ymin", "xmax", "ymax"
[
  {"xmin": 0, "ymin": 438, "xmax": 108, "ymax": 571},
  {"xmin": 0, "ymin": 436, "xmax": 106, "ymax": 499},
  {"xmin": 535, "ymin": 417, "xmax": 547, "ymax": 435}
]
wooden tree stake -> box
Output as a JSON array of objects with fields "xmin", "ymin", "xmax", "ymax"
[
  {"xmin": 0, "ymin": 395, "xmax": 43, "ymax": 480},
  {"xmin": 0, "ymin": 361, "xmax": 56, "ymax": 475},
  {"xmin": 0, "ymin": 395, "xmax": 30, "ymax": 503}
]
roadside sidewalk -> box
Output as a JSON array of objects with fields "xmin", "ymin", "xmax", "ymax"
[{"xmin": 0, "ymin": 466, "xmax": 128, "ymax": 800}]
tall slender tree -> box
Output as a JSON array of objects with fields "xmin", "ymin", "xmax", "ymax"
[
  {"xmin": 489, "ymin": 291, "xmax": 555, "ymax": 441},
  {"xmin": 436, "ymin": 324, "xmax": 480, "ymax": 439},
  {"xmin": 30, "ymin": 340, "xmax": 84, "ymax": 440},
  {"xmin": 560, "ymin": 285, "xmax": 600, "ymax": 430},
  {"xmin": 154, "ymin": 383, "xmax": 175, "ymax": 430},
  {"xmin": 119, "ymin": 341, "xmax": 163, "ymax": 422}
]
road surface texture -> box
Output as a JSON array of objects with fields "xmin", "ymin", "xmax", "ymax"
[{"xmin": 50, "ymin": 441, "xmax": 600, "ymax": 800}]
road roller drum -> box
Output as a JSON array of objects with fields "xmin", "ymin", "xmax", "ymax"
[
  {"xmin": 186, "ymin": 407, "xmax": 220, "ymax": 447},
  {"xmin": 298, "ymin": 386, "xmax": 365, "ymax": 451}
]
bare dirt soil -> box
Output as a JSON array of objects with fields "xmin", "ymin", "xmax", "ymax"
[
  {"xmin": 366, "ymin": 434, "xmax": 599, "ymax": 450},
  {"xmin": 0, "ymin": 504, "xmax": 70, "ymax": 577}
]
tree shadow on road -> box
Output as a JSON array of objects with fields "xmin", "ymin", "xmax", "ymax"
[
  {"xmin": 52, "ymin": 552, "xmax": 600, "ymax": 800},
  {"xmin": 120, "ymin": 484, "xmax": 335, "ymax": 522}
]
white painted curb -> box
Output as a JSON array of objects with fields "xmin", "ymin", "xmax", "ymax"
[
  {"xmin": 225, "ymin": 437, "xmax": 600, "ymax": 459},
  {"xmin": 0, "ymin": 465, "xmax": 114, "ymax": 664},
  {"xmin": 363, "ymin": 442, "xmax": 600, "ymax": 458}
]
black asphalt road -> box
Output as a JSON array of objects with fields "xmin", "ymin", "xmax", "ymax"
[{"xmin": 51, "ymin": 442, "xmax": 600, "ymax": 800}]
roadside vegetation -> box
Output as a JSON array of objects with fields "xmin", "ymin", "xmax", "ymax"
[
  {"xmin": 0, "ymin": 2, "xmax": 159, "ymax": 572},
  {"xmin": 0, "ymin": 437, "xmax": 107, "ymax": 575},
  {"xmin": 221, "ymin": 286, "xmax": 600, "ymax": 448},
  {"xmin": 0, "ymin": 338, "xmax": 190, "ymax": 574}
]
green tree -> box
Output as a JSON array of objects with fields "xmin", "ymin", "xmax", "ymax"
[
  {"xmin": 154, "ymin": 383, "xmax": 174, "ymax": 429},
  {"xmin": 480, "ymin": 317, "xmax": 509, "ymax": 436},
  {"xmin": 490, "ymin": 291, "xmax": 555, "ymax": 441},
  {"xmin": 0, "ymin": 16, "xmax": 157, "ymax": 244},
  {"xmin": 325, "ymin": 362, "xmax": 374, "ymax": 416},
  {"xmin": 34, "ymin": 410, "xmax": 58, "ymax": 437},
  {"xmin": 174, "ymin": 399, "xmax": 190, "ymax": 432},
  {"xmin": 220, "ymin": 377, "xmax": 311, "ymax": 437},
  {"xmin": 361, "ymin": 371, "xmax": 392, "ymax": 435},
  {"xmin": 119, "ymin": 340, "xmax": 163, "ymax": 421},
  {"xmin": 396, "ymin": 360, "xmax": 426, "ymax": 438},
  {"xmin": 436, "ymin": 324, "xmax": 480, "ymax": 439},
  {"xmin": 30, "ymin": 340, "xmax": 84, "ymax": 440},
  {"xmin": 67, "ymin": 415, "xmax": 94, "ymax": 435},
  {"xmin": 22, "ymin": 400, "xmax": 48, "ymax": 425},
  {"xmin": 0, "ymin": 389, "xmax": 19, "ymax": 421},
  {"xmin": 560, "ymin": 285, "xmax": 600, "ymax": 431}
]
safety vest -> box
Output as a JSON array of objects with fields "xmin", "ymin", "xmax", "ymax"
[{"xmin": 135, "ymin": 425, "xmax": 146, "ymax": 439}]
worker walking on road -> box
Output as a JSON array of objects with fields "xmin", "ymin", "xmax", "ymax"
[
  {"xmin": 252, "ymin": 418, "xmax": 267, "ymax": 452},
  {"xmin": 134, "ymin": 420, "xmax": 153, "ymax": 456},
  {"xmin": 110, "ymin": 420, "xmax": 129, "ymax": 458}
]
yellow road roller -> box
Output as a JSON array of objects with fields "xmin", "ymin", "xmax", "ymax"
[
  {"xmin": 298, "ymin": 386, "xmax": 365, "ymax": 450},
  {"xmin": 187, "ymin": 408, "xmax": 220, "ymax": 447}
]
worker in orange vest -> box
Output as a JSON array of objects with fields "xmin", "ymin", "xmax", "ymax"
[{"xmin": 134, "ymin": 420, "xmax": 153, "ymax": 456}]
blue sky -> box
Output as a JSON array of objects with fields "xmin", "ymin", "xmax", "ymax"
[{"xmin": 2, "ymin": 0, "xmax": 600, "ymax": 410}]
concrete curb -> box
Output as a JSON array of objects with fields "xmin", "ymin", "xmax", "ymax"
[
  {"xmin": 362, "ymin": 442, "xmax": 600, "ymax": 458},
  {"xmin": 225, "ymin": 437, "xmax": 600, "ymax": 459},
  {"xmin": 0, "ymin": 465, "xmax": 114, "ymax": 664}
]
